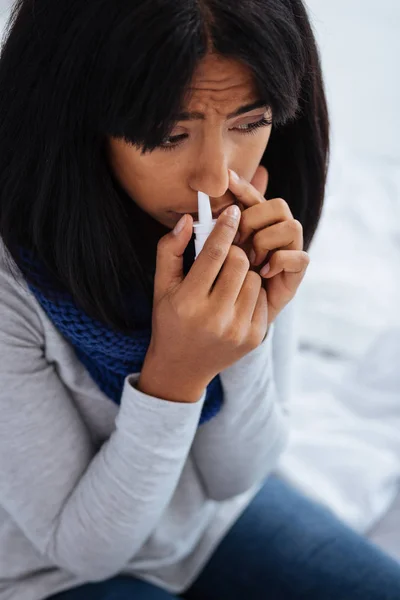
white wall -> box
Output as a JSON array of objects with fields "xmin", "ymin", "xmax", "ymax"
[{"xmin": 306, "ymin": 0, "xmax": 400, "ymax": 160}]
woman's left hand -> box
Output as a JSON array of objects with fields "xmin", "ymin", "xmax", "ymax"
[{"xmin": 229, "ymin": 167, "xmax": 310, "ymax": 325}]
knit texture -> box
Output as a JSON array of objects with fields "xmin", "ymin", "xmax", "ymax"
[{"xmin": 19, "ymin": 251, "xmax": 223, "ymax": 425}]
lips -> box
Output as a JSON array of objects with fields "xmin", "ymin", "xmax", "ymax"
[{"xmin": 176, "ymin": 205, "xmax": 232, "ymax": 221}]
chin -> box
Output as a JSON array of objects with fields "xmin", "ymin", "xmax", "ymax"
[{"xmin": 152, "ymin": 213, "xmax": 176, "ymax": 231}]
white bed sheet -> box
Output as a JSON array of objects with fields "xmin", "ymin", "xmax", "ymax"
[
  {"xmin": 279, "ymin": 0, "xmax": 400, "ymax": 560},
  {"xmin": 278, "ymin": 146, "xmax": 400, "ymax": 536}
]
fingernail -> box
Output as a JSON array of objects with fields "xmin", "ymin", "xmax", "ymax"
[
  {"xmin": 173, "ymin": 214, "xmax": 186, "ymax": 235},
  {"xmin": 249, "ymin": 250, "xmax": 256, "ymax": 264},
  {"xmin": 226, "ymin": 204, "xmax": 240, "ymax": 219},
  {"xmin": 260, "ymin": 263, "xmax": 271, "ymax": 276},
  {"xmin": 229, "ymin": 169, "xmax": 240, "ymax": 183}
]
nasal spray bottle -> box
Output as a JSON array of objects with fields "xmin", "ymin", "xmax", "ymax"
[{"xmin": 193, "ymin": 192, "xmax": 217, "ymax": 259}]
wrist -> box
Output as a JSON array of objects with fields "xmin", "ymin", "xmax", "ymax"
[{"xmin": 138, "ymin": 355, "xmax": 207, "ymax": 404}]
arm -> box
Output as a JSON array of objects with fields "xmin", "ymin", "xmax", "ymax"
[
  {"xmin": 0, "ymin": 267, "xmax": 205, "ymax": 581},
  {"xmin": 190, "ymin": 302, "xmax": 295, "ymax": 501}
]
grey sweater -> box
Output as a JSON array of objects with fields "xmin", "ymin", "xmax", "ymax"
[{"xmin": 0, "ymin": 242, "xmax": 293, "ymax": 600}]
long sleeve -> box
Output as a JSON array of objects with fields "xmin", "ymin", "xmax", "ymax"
[
  {"xmin": 190, "ymin": 303, "xmax": 294, "ymax": 501},
  {"xmin": 0, "ymin": 264, "xmax": 205, "ymax": 581}
]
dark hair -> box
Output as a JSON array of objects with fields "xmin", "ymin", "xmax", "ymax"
[{"xmin": 0, "ymin": 0, "xmax": 329, "ymax": 331}]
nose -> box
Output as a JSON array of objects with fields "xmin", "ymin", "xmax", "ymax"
[{"xmin": 188, "ymin": 133, "xmax": 230, "ymax": 199}]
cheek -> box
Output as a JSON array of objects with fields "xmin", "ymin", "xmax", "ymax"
[
  {"xmin": 234, "ymin": 130, "xmax": 271, "ymax": 172},
  {"xmin": 107, "ymin": 141, "xmax": 173, "ymax": 212},
  {"xmin": 108, "ymin": 150, "xmax": 189, "ymax": 230},
  {"xmin": 251, "ymin": 128, "xmax": 271, "ymax": 156},
  {"xmin": 128, "ymin": 159, "xmax": 183, "ymax": 216}
]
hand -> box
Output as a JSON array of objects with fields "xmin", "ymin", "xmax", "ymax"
[
  {"xmin": 229, "ymin": 167, "xmax": 310, "ymax": 325},
  {"xmin": 138, "ymin": 206, "xmax": 268, "ymax": 403}
]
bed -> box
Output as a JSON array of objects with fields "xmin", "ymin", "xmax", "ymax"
[{"xmin": 278, "ymin": 0, "xmax": 400, "ymax": 559}]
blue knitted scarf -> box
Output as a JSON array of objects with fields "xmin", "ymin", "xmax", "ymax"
[{"xmin": 20, "ymin": 251, "xmax": 223, "ymax": 425}]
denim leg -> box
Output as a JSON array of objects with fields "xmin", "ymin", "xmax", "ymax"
[
  {"xmin": 184, "ymin": 476, "xmax": 400, "ymax": 600},
  {"xmin": 48, "ymin": 576, "xmax": 180, "ymax": 600}
]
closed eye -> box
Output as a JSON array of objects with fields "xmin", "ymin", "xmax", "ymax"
[
  {"xmin": 233, "ymin": 116, "xmax": 272, "ymax": 133},
  {"xmin": 158, "ymin": 116, "xmax": 272, "ymax": 151}
]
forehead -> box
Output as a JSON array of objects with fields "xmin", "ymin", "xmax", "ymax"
[{"xmin": 186, "ymin": 53, "xmax": 259, "ymax": 112}]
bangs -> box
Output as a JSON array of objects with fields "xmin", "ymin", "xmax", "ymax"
[
  {"xmin": 211, "ymin": 1, "xmax": 306, "ymax": 125},
  {"xmin": 94, "ymin": 1, "xmax": 206, "ymax": 151},
  {"xmin": 92, "ymin": 0, "xmax": 306, "ymax": 152}
]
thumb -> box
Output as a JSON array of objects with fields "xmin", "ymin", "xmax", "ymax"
[{"xmin": 154, "ymin": 214, "xmax": 193, "ymax": 300}]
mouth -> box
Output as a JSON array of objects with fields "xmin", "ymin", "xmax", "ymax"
[{"xmin": 172, "ymin": 204, "xmax": 233, "ymax": 221}]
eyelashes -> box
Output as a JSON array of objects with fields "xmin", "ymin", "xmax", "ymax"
[
  {"xmin": 158, "ymin": 116, "xmax": 272, "ymax": 152},
  {"xmin": 234, "ymin": 116, "xmax": 273, "ymax": 133}
]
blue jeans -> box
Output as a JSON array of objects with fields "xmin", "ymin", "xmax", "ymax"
[{"xmin": 49, "ymin": 477, "xmax": 400, "ymax": 600}]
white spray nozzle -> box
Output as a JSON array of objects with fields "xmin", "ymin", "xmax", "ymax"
[
  {"xmin": 198, "ymin": 191, "xmax": 213, "ymax": 226},
  {"xmin": 193, "ymin": 191, "xmax": 217, "ymax": 259}
]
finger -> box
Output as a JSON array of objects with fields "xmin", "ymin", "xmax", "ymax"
[
  {"xmin": 251, "ymin": 219, "xmax": 303, "ymax": 266},
  {"xmin": 228, "ymin": 169, "xmax": 266, "ymax": 209},
  {"xmin": 185, "ymin": 205, "xmax": 241, "ymax": 292},
  {"xmin": 234, "ymin": 270, "xmax": 262, "ymax": 322},
  {"xmin": 250, "ymin": 165, "xmax": 269, "ymax": 197},
  {"xmin": 250, "ymin": 287, "xmax": 269, "ymax": 343},
  {"xmin": 232, "ymin": 166, "xmax": 268, "ymax": 216},
  {"xmin": 239, "ymin": 198, "xmax": 294, "ymax": 246},
  {"xmin": 211, "ymin": 245, "xmax": 250, "ymax": 305},
  {"xmin": 154, "ymin": 214, "xmax": 193, "ymax": 301},
  {"xmin": 261, "ymin": 250, "xmax": 310, "ymax": 280}
]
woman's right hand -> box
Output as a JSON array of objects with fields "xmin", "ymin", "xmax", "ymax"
[{"xmin": 138, "ymin": 205, "xmax": 269, "ymax": 403}]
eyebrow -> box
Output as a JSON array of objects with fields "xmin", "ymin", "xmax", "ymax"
[{"xmin": 175, "ymin": 100, "xmax": 267, "ymax": 121}]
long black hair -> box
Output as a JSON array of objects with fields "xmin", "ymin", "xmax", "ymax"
[{"xmin": 0, "ymin": 0, "xmax": 329, "ymax": 331}]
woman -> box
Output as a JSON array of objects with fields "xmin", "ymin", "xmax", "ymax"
[{"xmin": 0, "ymin": 0, "xmax": 399, "ymax": 599}]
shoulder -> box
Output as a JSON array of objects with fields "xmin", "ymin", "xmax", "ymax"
[{"xmin": 0, "ymin": 238, "xmax": 43, "ymax": 346}]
